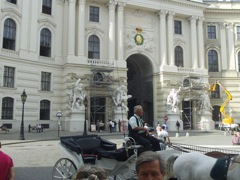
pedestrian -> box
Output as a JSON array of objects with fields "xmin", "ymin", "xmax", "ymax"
[
  {"xmin": 118, "ymin": 119, "xmax": 121, "ymax": 132},
  {"xmin": 74, "ymin": 165, "xmax": 108, "ymax": 180},
  {"xmin": 156, "ymin": 123, "xmax": 161, "ymax": 138},
  {"xmin": 163, "ymin": 116, "xmax": 168, "ymax": 132},
  {"xmin": 109, "ymin": 120, "xmax": 113, "ymax": 133},
  {"xmin": 176, "ymin": 120, "xmax": 180, "ymax": 133},
  {"xmin": 96, "ymin": 120, "xmax": 100, "ymax": 132},
  {"xmin": 136, "ymin": 151, "xmax": 165, "ymax": 180},
  {"xmin": 28, "ymin": 124, "xmax": 31, "ymax": 133},
  {"xmin": 158, "ymin": 126, "xmax": 171, "ymax": 150},
  {"xmin": 0, "ymin": 142, "xmax": 15, "ymax": 180},
  {"xmin": 128, "ymin": 105, "xmax": 161, "ymax": 152}
]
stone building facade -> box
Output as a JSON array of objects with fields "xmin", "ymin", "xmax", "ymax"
[{"xmin": 0, "ymin": 0, "xmax": 240, "ymax": 131}]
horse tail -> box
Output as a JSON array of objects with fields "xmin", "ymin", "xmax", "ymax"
[{"xmin": 164, "ymin": 154, "xmax": 179, "ymax": 180}]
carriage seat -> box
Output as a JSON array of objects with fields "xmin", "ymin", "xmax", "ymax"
[{"xmin": 74, "ymin": 137, "xmax": 128, "ymax": 164}]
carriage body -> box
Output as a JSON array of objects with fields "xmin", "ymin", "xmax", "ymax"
[{"xmin": 52, "ymin": 134, "xmax": 138, "ymax": 179}]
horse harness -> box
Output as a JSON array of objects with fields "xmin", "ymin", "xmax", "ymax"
[{"xmin": 210, "ymin": 154, "xmax": 240, "ymax": 180}]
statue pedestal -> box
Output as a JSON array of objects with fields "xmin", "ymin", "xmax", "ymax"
[
  {"xmin": 199, "ymin": 112, "xmax": 215, "ymax": 131},
  {"xmin": 64, "ymin": 111, "xmax": 86, "ymax": 132},
  {"xmin": 165, "ymin": 112, "xmax": 183, "ymax": 131},
  {"xmin": 113, "ymin": 110, "xmax": 128, "ymax": 132}
]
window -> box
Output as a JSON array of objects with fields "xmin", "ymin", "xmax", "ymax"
[
  {"xmin": 41, "ymin": 72, "xmax": 51, "ymax": 91},
  {"xmin": 40, "ymin": 28, "xmax": 51, "ymax": 57},
  {"xmin": 174, "ymin": 20, "xmax": 182, "ymax": 35},
  {"xmin": 2, "ymin": 97, "xmax": 13, "ymax": 119},
  {"xmin": 237, "ymin": 26, "xmax": 240, "ymax": 41},
  {"xmin": 211, "ymin": 84, "xmax": 220, "ymax": 99},
  {"xmin": 208, "ymin": 50, "xmax": 218, "ymax": 72},
  {"xmin": 42, "ymin": 0, "xmax": 52, "ymax": 15},
  {"xmin": 207, "ymin": 25, "xmax": 216, "ymax": 39},
  {"xmin": 238, "ymin": 51, "xmax": 240, "ymax": 72},
  {"xmin": 93, "ymin": 72, "xmax": 103, "ymax": 82},
  {"xmin": 175, "ymin": 46, "xmax": 183, "ymax": 67},
  {"xmin": 88, "ymin": 35, "xmax": 100, "ymax": 59},
  {"xmin": 40, "ymin": 100, "xmax": 50, "ymax": 120},
  {"xmin": 89, "ymin": 6, "xmax": 99, "ymax": 22},
  {"xmin": 3, "ymin": 66, "xmax": 15, "ymax": 88},
  {"xmin": 6, "ymin": 0, "xmax": 17, "ymax": 4},
  {"xmin": 3, "ymin": 18, "xmax": 16, "ymax": 50}
]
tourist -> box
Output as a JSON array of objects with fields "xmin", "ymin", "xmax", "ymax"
[{"xmin": 74, "ymin": 165, "xmax": 108, "ymax": 180}]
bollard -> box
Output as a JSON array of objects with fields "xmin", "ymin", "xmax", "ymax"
[
  {"xmin": 186, "ymin": 132, "xmax": 189, "ymax": 137},
  {"xmin": 224, "ymin": 131, "xmax": 227, "ymax": 136},
  {"xmin": 175, "ymin": 133, "xmax": 179, "ymax": 137}
]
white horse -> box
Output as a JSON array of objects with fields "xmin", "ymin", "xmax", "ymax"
[{"xmin": 166, "ymin": 152, "xmax": 240, "ymax": 180}]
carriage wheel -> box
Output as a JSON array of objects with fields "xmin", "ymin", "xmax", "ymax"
[{"xmin": 52, "ymin": 158, "xmax": 77, "ymax": 180}]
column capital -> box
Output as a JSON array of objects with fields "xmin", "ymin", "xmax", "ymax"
[
  {"xmin": 67, "ymin": 0, "xmax": 76, "ymax": 4},
  {"xmin": 189, "ymin": 16, "xmax": 197, "ymax": 23},
  {"xmin": 118, "ymin": 0, "xmax": 126, "ymax": 10},
  {"xmin": 226, "ymin": 23, "xmax": 233, "ymax": 29},
  {"xmin": 219, "ymin": 22, "xmax": 227, "ymax": 29},
  {"xmin": 78, "ymin": 0, "xmax": 86, "ymax": 5},
  {"xmin": 197, "ymin": 16, "xmax": 204, "ymax": 22},
  {"xmin": 158, "ymin": 10, "xmax": 167, "ymax": 17},
  {"xmin": 108, "ymin": 0, "xmax": 117, "ymax": 10}
]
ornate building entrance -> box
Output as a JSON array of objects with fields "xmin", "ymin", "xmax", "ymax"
[{"xmin": 127, "ymin": 54, "xmax": 154, "ymax": 125}]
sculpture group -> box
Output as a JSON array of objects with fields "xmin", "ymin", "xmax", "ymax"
[{"xmin": 67, "ymin": 79, "xmax": 86, "ymax": 111}]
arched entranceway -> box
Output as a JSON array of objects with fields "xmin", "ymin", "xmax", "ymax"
[{"xmin": 127, "ymin": 54, "xmax": 154, "ymax": 126}]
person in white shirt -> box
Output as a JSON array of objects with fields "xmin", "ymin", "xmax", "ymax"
[
  {"xmin": 128, "ymin": 105, "xmax": 161, "ymax": 152},
  {"xmin": 158, "ymin": 126, "xmax": 171, "ymax": 150}
]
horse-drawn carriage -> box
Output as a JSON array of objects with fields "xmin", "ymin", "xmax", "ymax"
[{"xmin": 52, "ymin": 134, "xmax": 141, "ymax": 180}]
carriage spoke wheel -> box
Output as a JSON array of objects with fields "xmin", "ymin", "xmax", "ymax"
[{"xmin": 52, "ymin": 158, "xmax": 77, "ymax": 180}]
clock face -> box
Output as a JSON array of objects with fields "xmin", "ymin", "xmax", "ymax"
[{"xmin": 134, "ymin": 34, "xmax": 144, "ymax": 45}]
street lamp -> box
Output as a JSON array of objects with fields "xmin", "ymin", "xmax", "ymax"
[
  {"xmin": 56, "ymin": 111, "xmax": 62, "ymax": 137},
  {"xmin": 18, "ymin": 89, "xmax": 27, "ymax": 140},
  {"xmin": 83, "ymin": 96, "xmax": 88, "ymax": 135}
]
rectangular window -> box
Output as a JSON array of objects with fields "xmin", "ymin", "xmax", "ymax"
[
  {"xmin": 3, "ymin": 66, "xmax": 15, "ymax": 88},
  {"xmin": 174, "ymin": 20, "xmax": 182, "ymax": 35},
  {"xmin": 89, "ymin": 6, "xmax": 99, "ymax": 22},
  {"xmin": 237, "ymin": 26, "xmax": 240, "ymax": 41},
  {"xmin": 207, "ymin": 25, "xmax": 216, "ymax": 39},
  {"xmin": 6, "ymin": 0, "xmax": 17, "ymax": 4},
  {"xmin": 42, "ymin": 0, "xmax": 52, "ymax": 15},
  {"xmin": 41, "ymin": 72, "xmax": 51, "ymax": 91}
]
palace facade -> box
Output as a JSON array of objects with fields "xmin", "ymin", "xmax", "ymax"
[{"xmin": 1, "ymin": 0, "xmax": 240, "ymax": 131}]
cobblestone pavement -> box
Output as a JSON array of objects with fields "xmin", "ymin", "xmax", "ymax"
[{"xmin": 1, "ymin": 129, "xmax": 240, "ymax": 180}]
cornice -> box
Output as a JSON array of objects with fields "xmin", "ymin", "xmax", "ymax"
[
  {"xmin": 1, "ymin": 8, "xmax": 22, "ymax": 18},
  {"xmin": 204, "ymin": 9, "xmax": 240, "ymax": 15}
]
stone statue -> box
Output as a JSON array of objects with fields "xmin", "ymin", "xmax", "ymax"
[
  {"xmin": 112, "ymin": 85, "xmax": 132, "ymax": 112},
  {"xmin": 166, "ymin": 87, "xmax": 181, "ymax": 112},
  {"xmin": 67, "ymin": 78, "xmax": 86, "ymax": 111},
  {"xmin": 198, "ymin": 91, "xmax": 213, "ymax": 113}
]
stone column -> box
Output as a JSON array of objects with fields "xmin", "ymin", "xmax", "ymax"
[
  {"xmin": 198, "ymin": 17, "xmax": 205, "ymax": 69},
  {"xmin": 159, "ymin": 10, "xmax": 167, "ymax": 65},
  {"xmin": 117, "ymin": 1, "xmax": 126, "ymax": 61},
  {"xmin": 220, "ymin": 23, "xmax": 228, "ymax": 70},
  {"xmin": 227, "ymin": 23, "xmax": 235, "ymax": 70},
  {"xmin": 77, "ymin": 0, "xmax": 86, "ymax": 57},
  {"xmin": 190, "ymin": 16, "xmax": 198, "ymax": 69},
  {"xmin": 68, "ymin": 0, "xmax": 76, "ymax": 55},
  {"xmin": 108, "ymin": 0, "xmax": 117, "ymax": 61},
  {"xmin": 167, "ymin": 12, "xmax": 175, "ymax": 66}
]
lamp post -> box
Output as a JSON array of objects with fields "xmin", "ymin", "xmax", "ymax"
[
  {"xmin": 18, "ymin": 89, "xmax": 27, "ymax": 140},
  {"xmin": 83, "ymin": 96, "xmax": 88, "ymax": 135}
]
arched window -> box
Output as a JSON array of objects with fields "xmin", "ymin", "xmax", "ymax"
[
  {"xmin": 40, "ymin": 28, "xmax": 51, "ymax": 57},
  {"xmin": 175, "ymin": 46, "xmax": 183, "ymax": 67},
  {"xmin": 3, "ymin": 18, "xmax": 16, "ymax": 50},
  {"xmin": 2, "ymin": 97, "xmax": 14, "ymax": 119},
  {"xmin": 208, "ymin": 50, "xmax": 218, "ymax": 72},
  {"xmin": 88, "ymin": 35, "xmax": 100, "ymax": 59},
  {"xmin": 238, "ymin": 51, "xmax": 240, "ymax": 72},
  {"xmin": 40, "ymin": 100, "xmax": 50, "ymax": 120},
  {"xmin": 93, "ymin": 72, "xmax": 103, "ymax": 82}
]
